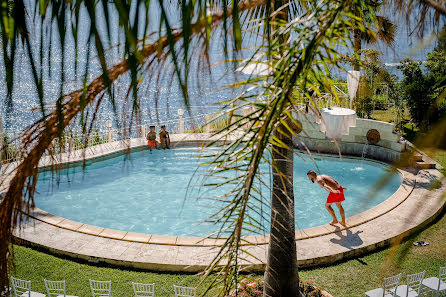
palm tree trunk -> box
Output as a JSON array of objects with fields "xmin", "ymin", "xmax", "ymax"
[
  {"xmin": 353, "ymin": 28, "xmax": 362, "ymax": 71},
  {"xmin": 263, "ymin": 127, "xmax": 300, "ymax": 297}
]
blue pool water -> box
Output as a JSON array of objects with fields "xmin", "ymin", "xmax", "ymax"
[{"xmin": 35, "ymin": 148, "xmax": 402, "ymax": 236}]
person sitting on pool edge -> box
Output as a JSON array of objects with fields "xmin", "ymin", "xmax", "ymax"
[
  {"xmin": 159, "ymin": 125, "xmax": 170, "ymax": 149},
  {"xmin": 146, "ymin": 125, "xmax": 158, "ymax": 151},
  {"xmin": 307, "ymin": 170, "xmax": 347, "ymax": 227}
]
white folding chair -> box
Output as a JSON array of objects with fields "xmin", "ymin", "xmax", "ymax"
[
  {"xmin": 89, "ymin": 280, "xmax": 111, "ymax": 297},
  {"xmin": 10, "ymin": 277, "xmax": 46, "ymax": 297},
  {"xmin": 173, "ymin": 285, "xmax": 195, "ymax": 297},
  {"xmin": 44, "ymin": 280, "xmax": 78, "ymax": 297},
  {"xmin": 422, "ymin": 267, "xmax": 446, "ymax": 297},
  {"xmin": 365, "ymin": 273, "xmax": 402, "ymax": 297},
  {"xmin": 132, "ymin": 282, "xmax": 155, "ymax": 297},
  {"xmin": 395, "ymin": 271, "xmax": 426, "ymax": 297}
]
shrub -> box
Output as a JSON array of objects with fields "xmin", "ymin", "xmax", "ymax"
[{"xmin": 231, "ymin": 278, "xmax": 324, "ymax": 297}]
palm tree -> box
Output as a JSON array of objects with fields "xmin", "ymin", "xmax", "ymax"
[
  {"xmin": 263, "ymin": 119, "xmax": 300, "ymax": 296},
  {"xmin": 0, "ymin": 0, "xmax": 444, "ymax": 296},
  {"xmin": 352, "ymin": 0, "xmax": 396, "ymax": 71},
  {"xmin": 198, "ymin": 4, "xmax": 383, "ymax": 295}
]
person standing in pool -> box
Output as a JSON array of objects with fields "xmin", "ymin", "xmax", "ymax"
[
  {"xmin": 146, "ymin": 126, "xmax": 158, "ymax": 151},
  {"xmin": 159, "ymin": 125, "xmax": 170, "ymax": 149},
  {"xmin": 307, "ymin": 170, "xmax": 347, "ymax": 227}
]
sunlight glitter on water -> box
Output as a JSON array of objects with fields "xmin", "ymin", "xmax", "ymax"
[{"xmin": 34, "ymin": 148, "xmax": 402, "ymax": 237}]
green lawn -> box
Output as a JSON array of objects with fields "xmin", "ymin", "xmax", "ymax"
[
  {"xmin": 430, "ymin": 149, "xmax": 446, "ymax": 176},
  {"xmin": 10, "ymin": 123, "xmax": 446, "ymax": 297},
  {"xmin": 370, "ymin": 107, "xmax": 411, "ymax": 125},
  {"xmin": 370, "ymin": 108, "xmax": 397, "ymax": 123},
  {"xmin": 12, "ymin": 207, "xmax": 446, "ymax": 297},
  {"xmin": 301, "ymin": 212, "xmax": 446, "ymax": 296},
  {"xmin": 12, "ymin": 245, "xmax": 216, "ymax": 297}
]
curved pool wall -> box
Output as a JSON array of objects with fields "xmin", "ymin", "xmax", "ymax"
[
  {"xmin": 34, "ymin": 147, "xmax": 402, "ymax": 237},
  {"xmin": 10, "ymin": 134, "xmax": 446, "ymax": 272}
]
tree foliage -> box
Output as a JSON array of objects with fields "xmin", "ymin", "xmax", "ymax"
[
  {"xmin": 351, "ymin": 50, "xmax": 396, "ymax": 118},
  {"xmin": 398, "ymin": 25, "xmax": 446, "ymax": 131}
]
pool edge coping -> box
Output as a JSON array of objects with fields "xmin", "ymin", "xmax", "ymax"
[{"xmin": 21, "ymin": 134, "xmax": 416, "ymax": 247}]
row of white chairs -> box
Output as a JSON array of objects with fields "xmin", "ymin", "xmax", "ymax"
[
  {"xmin": 10, "ymin": 277, "xmax": 196, "ymax": 297},
  {"xmin": 365, "ymin": 267, "xmax": 446, "ymax": 297}
]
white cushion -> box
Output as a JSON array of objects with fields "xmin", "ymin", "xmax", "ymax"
[
  {"xmin": 422, "ymin": 277, "xmax": 446, "ymax": 292},
  {"xmin": 20, "ymin": 292, "xmax": 46, "ymax": 297},
  {"xmin": 365, "ymin": 288, "xmax": 394, "ymax": 297},
  {"xmin": 395, "ymin": 285, "xmax": 420, "ymax": 297}
]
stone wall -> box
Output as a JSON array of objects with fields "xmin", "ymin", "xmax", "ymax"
[
  {"xmin": 294, "ymin": 112, "xmax": 326, "ymax": 140},
  {"xmin": 293, "ymin": 112, "xmax": 406, "ymax": 163},
  {"xmin": 341, "ymin": 119, "xmax": 405, "ymax": 152}
]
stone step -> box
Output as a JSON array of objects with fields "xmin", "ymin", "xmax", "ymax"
[
  {"xmin": 414, "ymin": 161, "xmax": 437, "ymax": 169},
  {"xmin": 410, "ymin": 154, "xmax": 423, "ymax": 162}
]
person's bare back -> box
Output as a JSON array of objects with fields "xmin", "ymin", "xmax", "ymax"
[
  {"xmin": 316, "ymin": 175, "xmax": 341, "ymax": 193},
  {"xmin": 307, "ymin": 170, "xmax": 347, "ymax": 227}
]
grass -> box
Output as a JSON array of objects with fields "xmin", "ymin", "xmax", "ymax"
[
  {"xmin": 370, "ymin": 108, "xmax": 397, "ymax": 123},
  {"xmin": 428, "ymin": 149, "xmax": 446, "ymax": 176},
  {"xmin": 300, "ymin": 211, "xmax": 446, "ymax": 296},
  {"xmin": 12, "ymin": 245, "xmax": 216, "ymax": 297},
  {"xmin": 370, "ymin": 107, "xmax": 412, "ymax": 124},
  {"xmin": 11, "ymin": 206, "xmax": 446, "ymax": 297},
  {"xmin": 10, "ymin": 108, "xmax": 446, "ymax": 296}
]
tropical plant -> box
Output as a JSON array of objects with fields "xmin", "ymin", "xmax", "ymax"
[
  {"xmin": 353, "ymin": 49, "xmax": 394, "ymax": 118},
  {"xmin": 351, "ymin": 0, "xmax": 396, "ymax": 71},
  {"xmin": 180, "ymin": 2, "xmax": 381, "ymax": 295},
  {"xmin": 231, "ymin": 278, "xmax": 324, "ymax": 297},
  {"xmin": 0, "ymin": 1, "xmax": 445, "ymax": 297},
  {"xmin": 393, "ymin": 0, "xmax": 446, "ymax": 37},
  {"xmin": 398, "ymin": 25, "xmax": 446, "ymax": 131}
]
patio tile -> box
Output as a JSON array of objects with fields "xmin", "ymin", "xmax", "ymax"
[
  {"xmin": 123, "ymin": 232, "xmax": 151, "ymax": 243},
  {"xmin": 99, "ymin": 229, "xmax": 128, "ymax": 239},
  {"xmin": 58, "ymin": 219, "xmax": 83, "ymax": 230},
  {"xmin": 78, "ymin": 224, "xmax": 105, "ymax": 236},
  {"xmin": 148, "ymin": 234, "xmax": 178, "ymax": 245}
]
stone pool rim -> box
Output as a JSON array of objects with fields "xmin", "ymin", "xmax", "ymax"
[
  {"xmin": 7, "ymin": 134, "xmax": 445, "ymax": 271},
  {"xmin": 24, "ymin": 135, "xmax": 410, "ymax": 247}
]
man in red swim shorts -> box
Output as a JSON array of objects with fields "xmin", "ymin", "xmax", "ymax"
[
  {"xmin": 307, "ymin": 170, "xmax": 347, "ymax": 226},
  {"xmin": 146, "ymin": 125, "xmax": 158, "ymax": 151}
]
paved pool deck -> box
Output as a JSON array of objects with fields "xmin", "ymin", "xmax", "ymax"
[{"xmin": 6, "ymin": 134, "xmax": 446, "ymax": 272}]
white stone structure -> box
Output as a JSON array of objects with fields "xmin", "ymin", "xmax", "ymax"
[
  {"xmin": 293, "ymin": 112, "xmax": 405, "ymax": 163},
  {"xmin": 341, "ymin": 119, "xmax": 404, "ymax": 152}
]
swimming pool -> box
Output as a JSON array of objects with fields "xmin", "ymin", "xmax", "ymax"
[{"xmin": 34, "ymin": 147, "xmax": 402, "ymax": 236}]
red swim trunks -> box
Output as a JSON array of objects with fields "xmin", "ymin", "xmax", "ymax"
[
  {"xmin": 148, "ymin": 140, "xmax": 157, "ymax": 147},
  {"xmin": 326, "ymin": 186, "xmax": 345, "ymax": 203}
]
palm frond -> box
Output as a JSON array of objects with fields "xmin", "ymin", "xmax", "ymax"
[
  {"xmin": 194, "ymin": 2, "xmax": 379, "ymax": 294},
  {"xmin": 0, "ymin": 0, "xmax": 268, "ymax": 291}
]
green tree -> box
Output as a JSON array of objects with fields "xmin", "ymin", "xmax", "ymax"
[
  {"xmin": 398, "ymin": 59, "xmax": 433, "ymax": 129},
  {"xmin": 352, "ymin": 0, "xmax": 396, "ymax": 71},
  {"xmin": 425, "ymin": 26, "xmax": 446, "ymax": 114},
  {"xmin": 354, "ymin": 49, "xmax": 394, "ymax": 118},
  {"xmin": 398, "ymin": 26, "xmax": 446, "ymax": 130}
]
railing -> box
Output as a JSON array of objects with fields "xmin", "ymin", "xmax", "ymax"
[
  {"xmin": 1, "ymin": 138, "xmax": 24, "ymax": 164},
  {"xmin": 0, "ymin": 111, "xmax": 219, "ymax": 165},
  {"xmin": 1, "ymin": 83, "xmax": 393, "ymax": 166}
]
